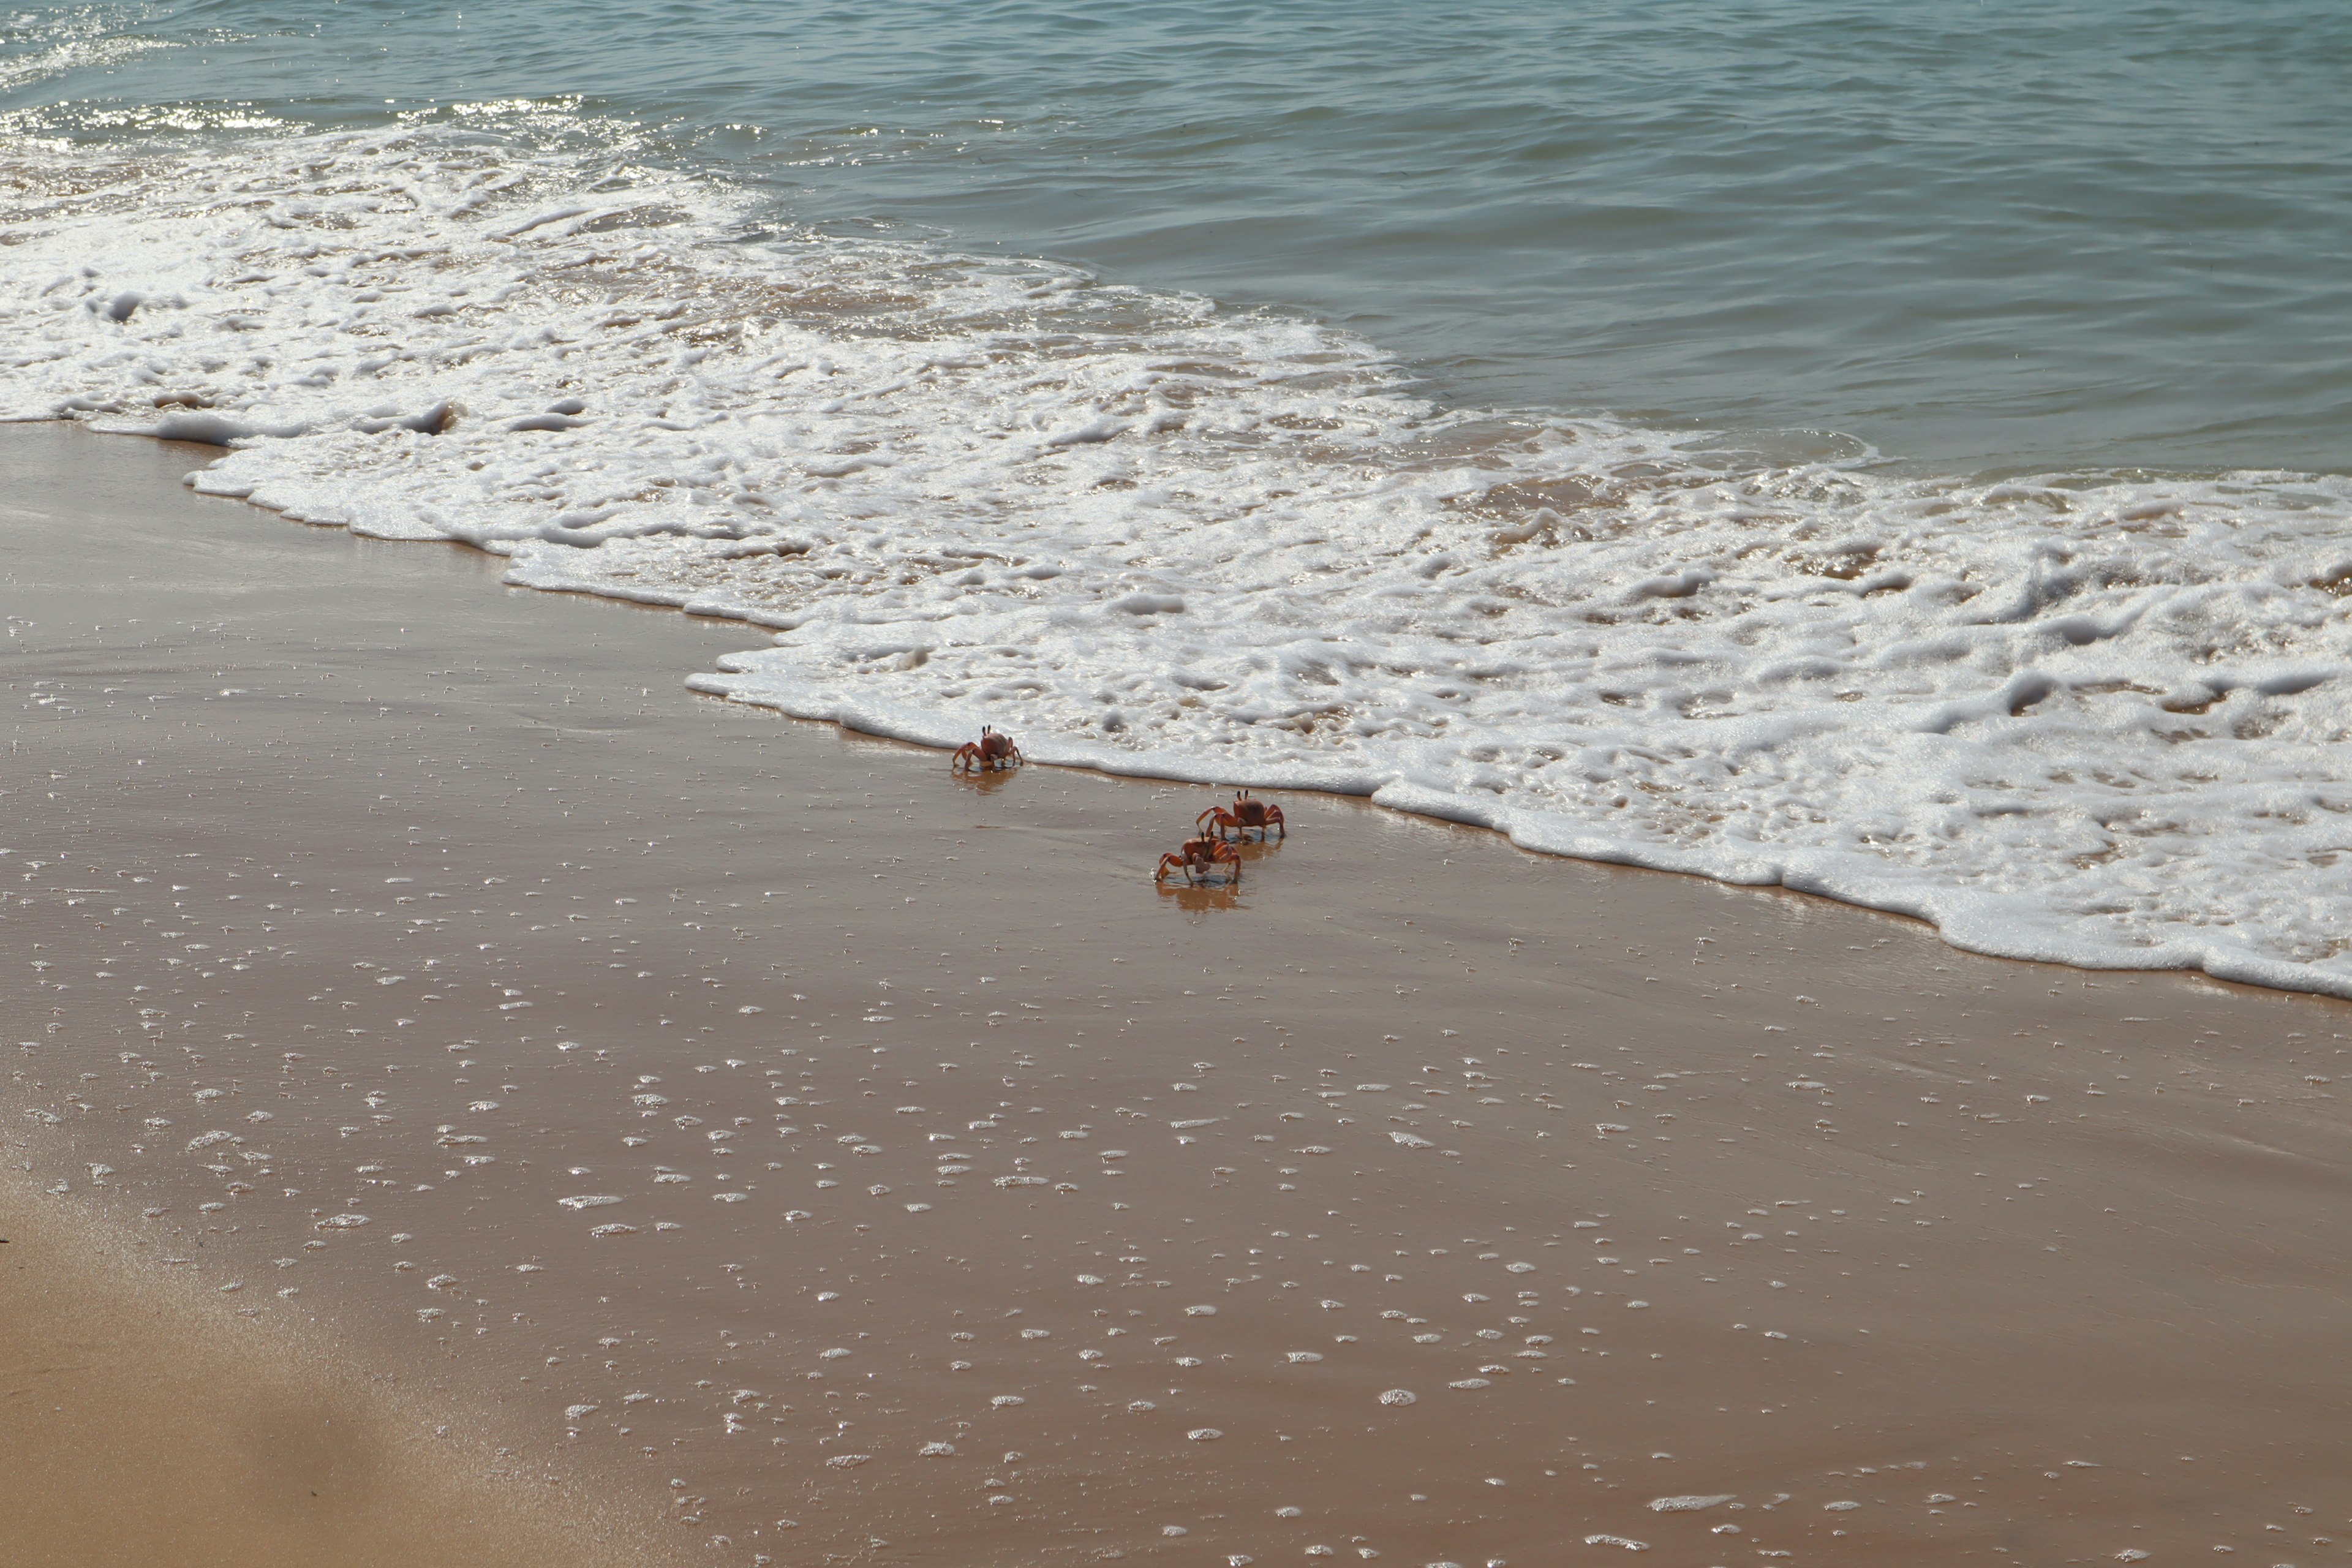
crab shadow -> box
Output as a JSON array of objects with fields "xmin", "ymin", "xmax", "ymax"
[
  {"xmin": 1155, "ymin": 876, "xmax": 1245, "ymax": 910},
  {"xmin": 950, "ymin": 764, "xmax": 1022, "ymax": 795}
]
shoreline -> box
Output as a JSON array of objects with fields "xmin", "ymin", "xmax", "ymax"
[
  {"xmin": 7, "ymin": 419, "xmax": 2351, "ymax": 1565},
  {"xmin": 69, "ymin": 415, "xmax": 2338, "ymax": 1006}
]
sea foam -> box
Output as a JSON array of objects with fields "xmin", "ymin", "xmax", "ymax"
[{"xmin": 6, "ymin": 116, "xmax": 2352, "ymax": 993}]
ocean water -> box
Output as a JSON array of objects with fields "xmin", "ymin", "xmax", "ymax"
[{"xmin": 6, "ymin": 0, "xmax": 2352, "ymax": 993}]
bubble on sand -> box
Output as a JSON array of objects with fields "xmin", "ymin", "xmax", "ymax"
[
  {"xmin": 1187, "ymin": 1428, "xmax": 1223, "ymax": 1441},
  {"xmin": 995, "ymin": 1176, "xmax": 1047, "ymax": 1188},
  {"xmin": 315, "ymin": 1213, "xmax": 369, "ymax": 1229},
  {"xmin": 826, "ymin": 1454, "xmax": 870, "ymax": 1468},
  {"xmin": 992, "ymin": 1395, "xmax": 1026, "ymax": 1408},
  {"xmin": 1648, "ymin": 1496, "xmax": 1735, "ymax": 1512},
  {"xmin": 714, "ymin": 1192, "xmax": 746, "ymax": 1203},
  {"xmin": 1823, "ymin": 1501, "xmax": 1858, "ymax": 1511},
  {"xmin": 1128, "ymin": 1401, "xmax": 1157, "ymax": 1412},
  {"xmin": 1286, "ymin": 1351, "xmax": 1324, "ymax": 1363},
  {"xmin": 1626, "ymin": 1300, "xmax": 1649, "ymax": 1309},
  {"xmin": 1390, "ymin": 1133, "xmax": 1434, "ymax": 1149},
  {"xmin": 1076, "ymin": 1273, "xmax": 1104, "ymax": 1284},
  {"xmin": 1185, "ymin": 1305, "xmax": 1217, "ymax": 1316},
  {"xmin": 2116, "ymin": 1554, "xmax": 2150, "ymax": 1563},
  {"xmin": 565, "ymin": 1404, "xmax": 599, "ymax": 1420},
  {"xmin": 1581, "ymin": 1537, "xmax": 1649, "ymax": 1551},
  {"xmin": 1378, "ymin": 1389, "xmax": 1417, "ymax": 1406},
  {"xmin": 907, "ymin": 1202, "xmax": 933, "ymax": 1212},
  {"xmin": 820, "ymin": 1348, "xmax": 852, "ymax": 1360},
  {"xmin": 417, "ymin": 1308, "xmax": 444, "ymax": 1321},
  {"xmin": 1163, "ymin": 1526, "xmax": 1189, "ymax": 1537},
  {"xmin": 1448, "ymin": 1379, "xmax": 1491, "ymax": 1390},
  {"xmin": 559, "ymin": 1194, "xmax": 623, "ymax": 1210},
  {"xmin": 1505, "ymin": 1262, "xmax": 1535, "ymax": 1273},
  {"xmin": 590, "ymin": 1223, "xmax": 638, "ymax": 1237}
]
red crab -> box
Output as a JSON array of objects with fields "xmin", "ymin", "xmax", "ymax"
[
  {"xmin": 1156, "ymin": 835, "xmax": 1243, "ymax": 886},
  {"xmin": 1197, "ymin": 789, "xmax": 1286, "ymax": 842},
  {"xmin": 951, "ymin": 725, "xmax": 1024, "ymax": 774}
]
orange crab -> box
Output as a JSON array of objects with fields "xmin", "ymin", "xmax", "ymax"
[
  {"xmin": 951, "ymin": 725, "xmax": 1024, "ymax": 774},
  {"xmin": 1197, "ymin": 789, "xmax": 1286, "ymax": 842},
  {"xmin": 1155, "ymin": 835, "xmax": 1243, "ymax": 886}
]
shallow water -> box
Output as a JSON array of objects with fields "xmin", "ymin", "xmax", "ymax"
[
  {"xmin": 4, "ymin": 1, "xmax": 2351, "ymax": 994},
  {"xmin": 10, "ymin": 0, "xmax": 2352, "ymax": 471}
]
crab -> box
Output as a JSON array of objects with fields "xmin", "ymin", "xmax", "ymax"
[
  {"xmin": 1197, "ymin": 789, "xmax": 1286, "ymax": 842},
  {"xmin": 1155, "ymin": 835, "xmax": 1243, "ymax": 886},
  {"xmin": 951, "ymin": 725, "xmax": 1024, "ymax": 774}
]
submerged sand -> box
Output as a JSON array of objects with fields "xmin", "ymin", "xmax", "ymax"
[{"xmin": 4, "ymin": 423, "xmax": 2350, "ymax": 1565}]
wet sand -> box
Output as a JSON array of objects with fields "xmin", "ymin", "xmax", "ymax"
[{"xmin": 4, "ymin": 421, "xmax": 2350, "ymax": 1565}]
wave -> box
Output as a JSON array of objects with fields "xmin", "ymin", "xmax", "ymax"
[{"xmin": 6, "ymin": 112, "xmax": 2352, "ymax": 997}]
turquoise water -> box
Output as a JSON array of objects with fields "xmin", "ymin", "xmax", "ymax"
[{"xmin": 9, "ymin": 0, "xmax": 2350, "ymax": 472}]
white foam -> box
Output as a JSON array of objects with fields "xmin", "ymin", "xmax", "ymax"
[{"xmin": 9, "ymin": 117, "xmax": 2352, "ymax": 994}]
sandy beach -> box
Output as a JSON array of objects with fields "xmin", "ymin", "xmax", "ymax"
[
  {"xmin": 0, "ymin": 1157, "xmax": 651, "ymax": 1567},
  {"xmin": 6, "ymin": 421, "xmax": 2351, "ymax": 1564}
]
